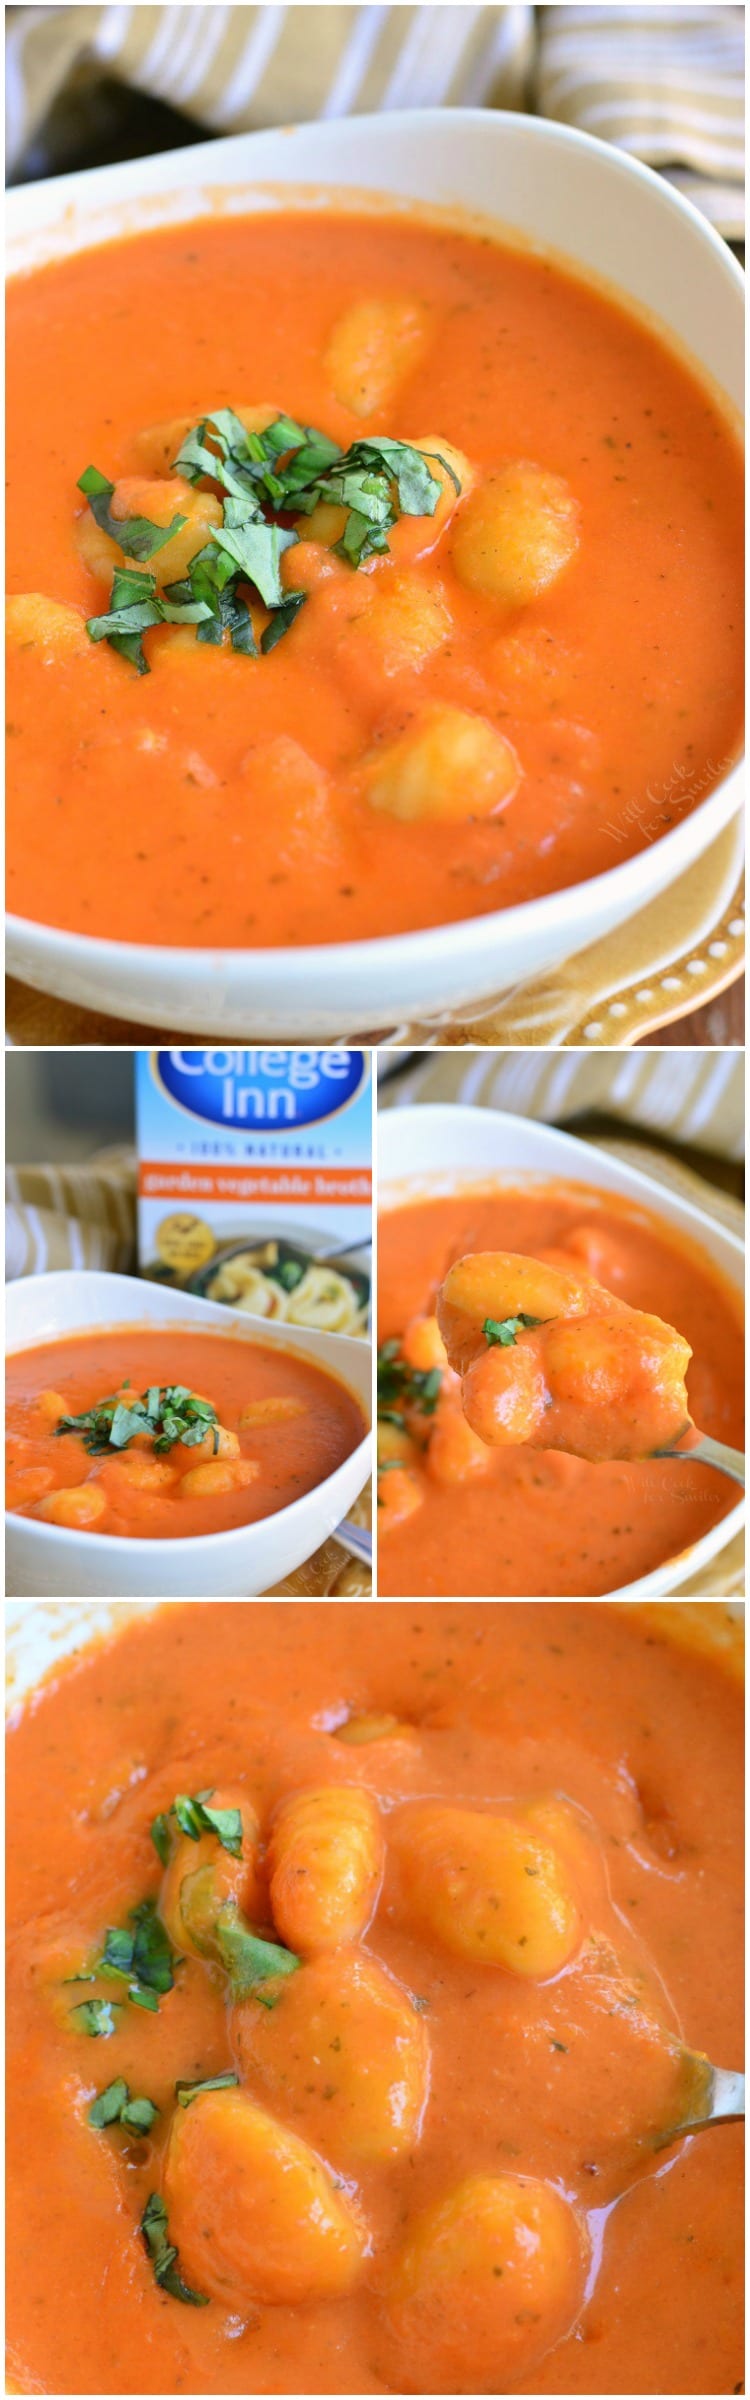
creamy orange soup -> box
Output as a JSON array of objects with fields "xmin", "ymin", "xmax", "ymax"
[
  {"xmin": 5, "ymin": 1600, "xmax": 743, "ymax": 2395},
  {"xmin": 378, "ymin": 1181, "xmax": 743, "ymax": 1596},
  {"xmin": 7, "ymin": 209, "xmax": 743, "ymax": 951},
  {"xmin": 6, "ymin": 1325, "xmax": 364, "ymax": 1538}
]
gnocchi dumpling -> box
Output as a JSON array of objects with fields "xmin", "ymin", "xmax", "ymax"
[
  {"xmin": 164, "ymin": 2085, "xmax": 367, "ymax": 2307},
  {"xmin": 234, "ymin": 1947, "xmax": 430, "ymax": 2163},
  {"xmin": 340, "ymin": 571, "xmax": 452, "ymax": 687},
  {"xmin": 385, "ymin": 2172, "xmax": 587, "ymax": 2394},
  {"xmin": 377, "ymin": 1461, "xmax": 425, "ymax": 1536},
  {"xmin": 268, "ymin": 1784, "xmax": 384, "ymax": 1955},
  {"xmin": 325, "ymin": 295, "xmax": 432, "ymax": 418},
  {"xmin": 437, "ymin": 1253, "xmax": 592, "ymax": 1378},
  {"xmin": 37, "ymin": 1483, "xmax": 107, "ymax": 1528},
  {"xmin": 361, "ymin": 702, "xmax": 520, "ymax": 823},
  {"xmin": 75, "ymin": 475, "xmax": 222, "ymax": 593},
  {"xmin": 392, "ymin": 1800, "xmax": 583, "ymax": 1977},
  {"xmin": 387, "ymin": 437, "xmax": 474, "ymax": 565},
  {"xmin": 452, "ymin": 460, "xmax": 580, "ymax": 608},
  {"xmin": 6, "ymin": 593, "xmax": 91, "ymax": 662}
]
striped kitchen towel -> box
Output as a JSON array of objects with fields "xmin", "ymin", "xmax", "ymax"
[
  {"xmin": 537, "ymin": 4, "xmax": 744, "ymax": 237},
  {"xmin": 378, "ymin": 1047, "xmax": 745, "ymax": 1164},
  {"xmin": 6, "ymin": 6, "xmax": 743, "ymax": 234},
  {"xmin": 5, "ymin": 5, "xmax": 534, "ymax": 171},
  {"xmin": 5, "ymin": 1145, "xmax": 137, "ymax": 1280}
]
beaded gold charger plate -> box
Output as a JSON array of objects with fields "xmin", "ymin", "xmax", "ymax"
[{"xmin": 378, "ymin": 815, "xmax": 745, "ymax": 1051}]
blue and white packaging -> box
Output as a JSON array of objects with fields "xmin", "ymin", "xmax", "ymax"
[{"xmin": 136, "ymin": 1049, "xmax": 372, "ymax": 1335}]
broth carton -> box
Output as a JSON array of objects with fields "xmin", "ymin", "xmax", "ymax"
[{"xmin": 136, "ymin": 1049, "xmax": 371, "ymax": 1335}]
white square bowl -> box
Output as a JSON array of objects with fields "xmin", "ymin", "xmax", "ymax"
[
  {"xmin": 5, "ymin": 1271, "xmax": 371, "ymax": 1598},
  {"xmin": 6, "ymin": 107, "xmax": 744, "ymax": 1036}
]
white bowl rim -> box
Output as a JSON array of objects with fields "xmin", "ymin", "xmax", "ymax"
[
  {"xmin": 6, "ymin": 105, "xmax": 744, "ymax": 979},
  {"xmin": 377, "ymin": 1102, "xmax": 745, "ymax": 1591},
  {"xmin": 5, "ymin": 1269, "xmax": 372, "ymax": 1559}
]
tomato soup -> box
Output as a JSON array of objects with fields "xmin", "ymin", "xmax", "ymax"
[
  {"xmin": 6, "ymin": 1326, "xmax": 364, "ymax": 1539},
  {"xmin": 378, "ymin": 1182, "xmax": 743, "ymax": 1596},
  {"xmin": 5, "ymin": 1599, "xmax": 743, "ymax": 2396},
  {"xmin": 6, "ymin": 207, "xmax": 743, "ymax": 951}
]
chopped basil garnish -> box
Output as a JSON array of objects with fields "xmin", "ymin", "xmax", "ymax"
[
  {"xmin": 483, "ymin": 1313, "xmax": 545, "ymax": 1347},
  {"xmin": 55, "ymin": 1384, "xmax": 219, "ymax": 1457},
  {"xmin": 89, "ymin": 2078, "xmax": 158, "ymax": 2133},
  {"xmin": 173, "ymin": 1793, "xmax": 243, "ymax": 1856},
  {"xmin": 77, "ymin": 464, "xmax": 187, "ymax": 561},
  {"xmin": 78, "ymin": 412, "xmax": 454, "ymax": 671},
  {"xmin": 97, "ymin": 1898, "xmax": 177, "ymax": 2013},
  {"xmin": 377, "ymin": 1340, "xmax": 443, "ymax": 1425},
  {"xmin": 175, "ymin": 2071, "xmax": 239, "ymax": 2109},
  {"xmin": 70, "ymin": 1997, "xmax": 120, "ymax": 2038},
  {"xmin": 140, "ymin": 2193, "xmax": 209, "ymax": 2308},
  {"xmin": 151, "ymin": 1790, "xmax": 243, "ymax": 1862},
  {"xmin": 214, "ymin": 1908, "xmax": 298, "ymax": 2004}
]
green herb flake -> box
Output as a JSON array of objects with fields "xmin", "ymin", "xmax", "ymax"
[
  {"xmin": 77, "ymin": 414, "xmax": 457, "ymax": 672},
  {"xmin": 89, "ymin": 2078, "xmax": 158, "ymax": 2133},
  {"xmin": 70, "ymin": 1998, "xmax": 120, "ymax": 2038},
  {"xmin": 56, "ymin": 1385, "xmax": 219, "ymax": 1458},
  {"xmin": 150, "ymin": 1812, "xmax": 172, "ymax": 1868},
  {"xmin": 377, "ymin": 1343, "xmax": 442, "ymax": 1424},
  {"xmin": 175, "ymin": 2071, "xmax": 240, "ymax": 2109},
  {"xmin": 171, "ymin": 1793, "xmax": 243, "ymax": 1858},
  {"xmin": 215, "ymin": 1910, "xmax": 299, "ymax": 2001},
  {"xmin": 140, "ymin": 2193, "xmax": 209, "ymax": 2308},
  {"xmin": 483, "ymin": 1313, "xmax": 545, "ymax": 1348}
]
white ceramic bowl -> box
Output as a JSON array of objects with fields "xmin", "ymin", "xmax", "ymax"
[
  {"xmin": 6, "ymin": 108, "xmax": 743, "ymax": 1036},
  {"xmin": 5, "ymin": 1271, "xmax": 371, "ymax": 1598},
  {"xmin": 378, "ymin": 1104, "xmax": 744, "ymax": 1598}
]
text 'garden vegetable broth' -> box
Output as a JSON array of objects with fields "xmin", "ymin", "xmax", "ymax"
[{"xmin": 136, "ymin": 1049, "xmax": 372, "ymax": 1336}]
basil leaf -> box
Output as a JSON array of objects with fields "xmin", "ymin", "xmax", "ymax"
[
  {"xmin": 215, "ymin": 1909, "xmax": 298, "ymax": 2001},
  {"xmin": 89, "ymin": 2078, "xmax": 157, "ymax": 2133},
  {"xmin": 260, "ymin": 591, "xmax": 306, "ymax": 653},
  {"xmin": 172, "ymin": 1794, "xmax": 243, "ymax": 1857},
  {"xmin": 150, "ymin": 1813, "xmax": 172, "ymax": 1867},
  {"xmin": 131, "ymin": 1899, "xmax": 176, "ymax": 1993},
  {"xmin": 483, "ymin": 1313, "xmax": 545, "ymax": 1348},
  {"xmin": 175, "ymin": 2072, "xmax": 239, "ymax": 2109},
  {"xmin": 70, "ymin": 1998, "xmax": 120, "ymax": 2037},
  {"xmin": 88, "ymin": 2078, "xmax": 129, "ymax": 2126},
  {"xmin": 208, "ymin": 519, "xmax": 297, "ymax": 609},
  {"xmin": 77, "ymin": 464, "xmax": 187, "ymax": 561},
  {"xmin": 140, "ymin": 2193, "xmax": 209, "ymax": 2308}
]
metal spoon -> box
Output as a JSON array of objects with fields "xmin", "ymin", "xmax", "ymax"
[
  {"xmin": 654, "ymin": 2057, "xmax": 745, "ymax": 2152},
  {"xmin": 654, "ymin": 1424, "xmax": 745, "ymax": 1488},
  {"xmin": 333, "ymin": 1518, "xmax": 372, "ymax": 1568}
]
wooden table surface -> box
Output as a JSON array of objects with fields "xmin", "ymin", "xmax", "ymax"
[{"xmin": 642, "ymin": 977, "xmax": 744, "ymax": 1048}]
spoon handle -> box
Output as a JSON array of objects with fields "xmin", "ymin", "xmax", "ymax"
[
  {"xmin": 677, "ymin": 2064, "xmax": 745, "ymax": 2137},
  {"xmin": 654, "ymin": 1426, "xmax": 745, "ymax": 1486},
  {"xmin": 685, "ymin": 1434, "xmax": 745, "ymax": 1488},
  {"xmin": 654, "ymin": 2061, "xmax": 744, "ymax": 2150},
  {"xmin": 333, "ymin": 1518, "xmax": 373, "ymax": 1567}
]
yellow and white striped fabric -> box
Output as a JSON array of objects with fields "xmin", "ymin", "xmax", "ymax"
[
  {"xmin": 5, "ymin": 5, "xmax": 534, "ymax": 164},
  {"xmin": 5, "ymin": 1147, "xmax": 137, "ymax": 1279},
  {"xmin": 378, "ymin": 1047, "xmax": 745, "ymax": 1162},
  {"xmin": 538, "ymin": 3, "xmax": 744, "ymax": 238},
  {"xmin": 6, "ymin": 4, "xmax": 743, "ymax": 234}
]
